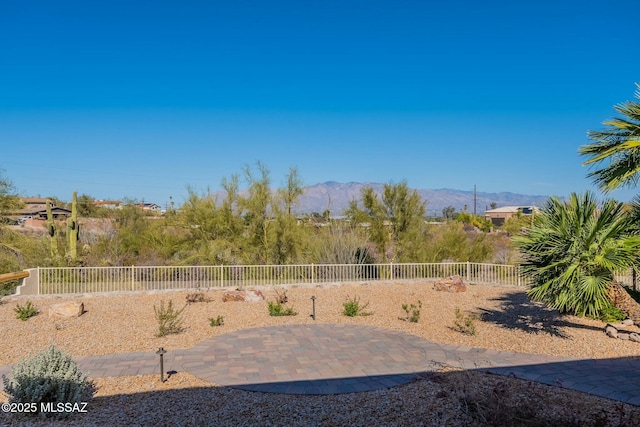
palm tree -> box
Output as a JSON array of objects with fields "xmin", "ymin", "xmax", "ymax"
[
  {"xmin": 514, "ymin": 192, "xmax": 640, "ymax": 322},
  {"xmin": 579, "ymin": 83, "xmax": 640, "ymax": 193}
]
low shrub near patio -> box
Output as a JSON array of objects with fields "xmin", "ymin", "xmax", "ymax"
[
  {"xmin": 343, "ymin": 295, "xmax": 372, "ymax": 317},
  {"xmin": 401, "ymin": 300, "xmax": 422, "ymax": 323},
  {"xmin": 267, "ymin": 289, "xmax": 297, "ymax": 316},
  {"xmin": 268, "ymin": 301, "xmax": 297, "ymax": 316},
  {"xmin": 154, "ymin": 299, "xmax": 186, "ymax": 337},
  {"xmin": 209, "ymin": 315, "xmax": 224, "ymax": 326},
  {"xmin": 453, "ymin": 307, "xmax": 477, "ymax": 336},
  {"xmin": 2, "ymin": 345, "xmax": 95, "ymax": 419}
]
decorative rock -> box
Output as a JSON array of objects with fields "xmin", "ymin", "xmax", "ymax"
[
  {"xmin": 48, "ymin": 302, "xmax": 84, "ymax": 318},
  {"xmin": 222, "ymin": 290, "xmax": 265, "ymax": 302},
  {"xmin": 605, "ymin": 325, "xmax": 618, "ymax": 339},
  {"xmin": 630, "ymin": 333, "xmax": 640, "ymax": 343},
  {"xmin": 433, "ymin": 275, "xmax": 467, "ymax": 293},
  {"xmin": 619, "ymin": 333, "xmax": 630, "ymax": 340},
  {"xmin": 622, "ymin": 319, "xmax": 634, "ymax": 326}
]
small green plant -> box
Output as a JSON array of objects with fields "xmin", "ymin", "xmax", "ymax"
[
  {"xmin": 153, "ymin": 299, "xmax": 186, "ymax": 337},
  {"xmin": 401, "ymin": 300, "xmax": 422, "ymax": 323},
  {"xmin": 594, "ymin": 302, "xmax": 626, "ymax": 323},
  {"xmin": 268, "ymin": 301, "xmax": 298, "ymax": 316},
  {"xmin": 454, "ymin": 307, "xmax": 477, "ymax": 336},
  {"xmin": 15, "ymin": 301, "xmax": 39, "ymax": 321},
  {"xmin": 209, "ymin": 315, "xmax": 225, "ymax": 326},
  {"xmin": 267, "ymin": 289, "xmax": 297, "ymax": 316},
  {"xmin": 342, "ymin": 295, "xmax": 372, "ymax": 317},
  {"xmin": 2, "ymin": 345, "xmax": 95, "ymax": 418}
]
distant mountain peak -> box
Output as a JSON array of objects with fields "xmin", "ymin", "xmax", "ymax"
[{"xmin": 296, "ymin": 182, "xmax": 548, "ymax": 216}]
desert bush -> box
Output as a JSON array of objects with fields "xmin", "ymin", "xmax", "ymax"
[
  {"xmin": 15, "ymin": 300, "xmax": 38, "ymax": 321},
  {"xmin": 454, "ymin": 307, "xmax": 476, "ymax": 336},
  {"xmin": 594, "ymin": 302, "xmax": 626, "ymax": 323},
  {"xmin": 2, "ymin": 345, "xmax": 94, "ymax": 418},
  {"xmin": 185, "ymin": 291, "xmax": 209, "ymax": 304},
  {"xmin": 401, "ymin": 300, "xmax": 422, "ymax": 323},
  {"xmin": 313, "ymin": 224, "xmax": 374, "ymax": 264},
  {"xmin": 209, "ymin": 315, "xmax": 224, "ymax": 326},
  {"xmin": 268, "ymin": 301, "xmax": 297, "ymax": 316},
  {"xmin": 343, "ymin": 295, "xmax": 372, "ymax": 317},
  {"xmin": 154, "ymin": 299, "xmax": 185, "ymax": 337},
  {"xmin": 267, "ymin": 289, "xmax": 297, "ymax": 316}
]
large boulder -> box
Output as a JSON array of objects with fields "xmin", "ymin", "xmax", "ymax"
[
  {"xmin": 433, "ymin": 275, "xmax": 468, "ymax": 293},
  {"xmin": 48, "ymin": 302, "xmax": 84, "ymax": 318},
  {"xmin": 222, "ymin": 289, "xmax": 265, "ymax": 302}
]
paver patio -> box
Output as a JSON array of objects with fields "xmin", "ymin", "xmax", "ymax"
[{"xmin": 2, "ymin": 324, "xmax": 640, "ymax": 404}]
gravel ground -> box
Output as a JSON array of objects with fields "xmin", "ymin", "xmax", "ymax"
[{"xmin": 2, "ymin": 280, "xmax": 640, "ymax": 426}]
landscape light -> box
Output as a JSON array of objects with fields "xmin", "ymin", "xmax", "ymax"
[{"xmin": 156, "ymin": 347, "xmax": 167, "ymax": 382}]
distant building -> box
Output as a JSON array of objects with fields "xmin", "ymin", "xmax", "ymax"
[
  {"xmin": 484, "ymin": 206, "xmax": 539, "ymax": 226},
  {"xmin": 15, "ymin": 198, "xmax": 71, "ymax": 220},
  {"xmin": 140, "ymin": 203, "xmax": 162, "ymax": 212}
]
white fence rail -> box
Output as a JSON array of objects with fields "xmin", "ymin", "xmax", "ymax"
[{"xmin": 31, "ymin": 262, "xmax": 529, "ymax": 295}]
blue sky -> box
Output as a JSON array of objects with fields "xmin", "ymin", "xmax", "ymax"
[{"xmin": 1, "ymin": 0, "xmax": 639, "ymax": 208}]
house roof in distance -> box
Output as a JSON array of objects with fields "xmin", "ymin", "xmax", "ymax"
[{"xmin": 485, "ymin": 206, "xmax": 539, "ymax": 214}]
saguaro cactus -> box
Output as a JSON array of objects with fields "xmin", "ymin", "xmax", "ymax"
[
  {"xmin": 67, "ymin": 191, "xmax": 79, "ymax": 263},
  {"xmin": 46, "ymin": 199, "xmax": 59, "ymax": 262}
]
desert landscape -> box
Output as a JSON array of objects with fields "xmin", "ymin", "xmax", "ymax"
[{"xmin": 2, "ymin": 280, "xmax": 640, "ymax": 426}]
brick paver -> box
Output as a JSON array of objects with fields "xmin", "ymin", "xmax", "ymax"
[{"xmin": 1, "ymin": 324, "xmax": 639, "ymax": 404}]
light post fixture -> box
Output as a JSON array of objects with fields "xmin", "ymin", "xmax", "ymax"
[
  {"xmin": 156, "ymin": 347, "xmax": 167, "ymax": 382},
  {"xmin": 310, "ymin": 296, "xmax": 316, "ymax": 320}
]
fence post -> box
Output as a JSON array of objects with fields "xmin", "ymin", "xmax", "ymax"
[
  {"xmin": 220, "ymin": 265, "xmax": 224, "ymax": 288},
  {"xmin": 517, "ymin": 265, "xmax": 521, "ymax": 287},
  {"xmin": 466, "ymin": 261, "xmax": 470, "ymax": 282},
  {"xmin": 311, "ymin": 264, "xmax": 315, "ymax": 284},
  {"xmin": 131, "ymin": 266, "xmax": 135, "ymax": 291}
]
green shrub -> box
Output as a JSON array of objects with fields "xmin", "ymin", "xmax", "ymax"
[
  {"xmin": 153, "ymin": 299, "xmax": 185, "ymax": 337},
  {"xmin": 454, "ymin": 307, "xmax": 476, "ymax": 336},
  {"xmin": 342, "ymin": 295, "xmax": 372, "ymax": 317},
  {"xmin": 401, "ymin": 300, "xmax": 422, "ymax": 323},
  {"xmin": 594, "ymin": 302, "xmax": 626, "ymax": 323},
  {"xmin": 209, "ymin": 315, "xmax": 225, "ymax": 326},
  {"xmin": 2, "ymin": 345, "xmax": 94, "ymax": 418},
  {"xmin": 15, "ymin": 301, "xmax": 38, "ymax": 321},
  {"xmin": 268, "ymin": 301, "xmax": 297, "ymax": 316}
]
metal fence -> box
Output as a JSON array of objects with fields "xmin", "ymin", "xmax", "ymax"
[{"xmin": 32, "ymin": 262, "xmax": 529, "ymax": 295}]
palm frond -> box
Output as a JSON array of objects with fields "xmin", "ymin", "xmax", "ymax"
[{"xmin": 580, "ymin": 84, "xmax": 640, "ymax": 192}]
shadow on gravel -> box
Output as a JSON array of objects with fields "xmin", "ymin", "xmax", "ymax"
[
  {"xmin": 478, "ymin": 291, "xmax": 602, "ymax": 338},
  {"xmin": 5, "ymin": 365, "xmax": 640, "ymax": 427}
]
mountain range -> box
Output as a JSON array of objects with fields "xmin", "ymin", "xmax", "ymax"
[{"xmin": 291, "ymin": 182, "xmax": 550, "ymax": 217}]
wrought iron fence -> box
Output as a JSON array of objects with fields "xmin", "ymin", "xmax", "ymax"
[{"xmin": 31, "ymin": 262, "xmax": 531, "ymax": 295}]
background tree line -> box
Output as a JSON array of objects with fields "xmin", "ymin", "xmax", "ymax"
[{"xmin": 0, "ymin": 163, "xmax": 510, "ymax": 274}]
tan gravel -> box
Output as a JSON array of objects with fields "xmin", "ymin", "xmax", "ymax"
[{"xmin": 2, "ymin": 280, "xmax": 640, "ymax": 426}]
